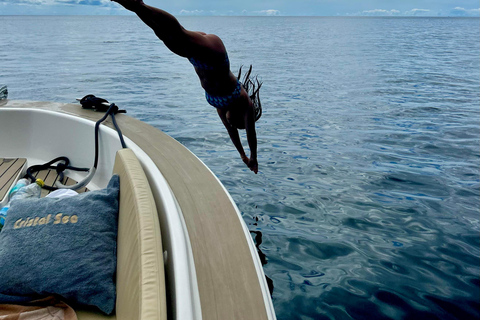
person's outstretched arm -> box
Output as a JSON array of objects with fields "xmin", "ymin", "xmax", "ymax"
[
  {"xmin": 244, "ymin": 105, "xmax": 258, "ymax": 174},
  {"xmin": 218, "ymin": 109, "xmax": 258, "ymax": 174},
  {"xmin": 218, "ymin": 110, "xmax": 247, "ymax": 159}
]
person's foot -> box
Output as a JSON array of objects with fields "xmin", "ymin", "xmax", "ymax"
[{"xmin": 111, "ymin": 0, "xmax": 144, "ymax": 11}]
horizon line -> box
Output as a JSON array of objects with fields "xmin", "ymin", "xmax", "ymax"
[{"xmin": 1, "ymin": 14, "xmax": 479, "ymax": 17}]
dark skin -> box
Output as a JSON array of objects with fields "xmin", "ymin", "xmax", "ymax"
[{"xmin": 111, "ymin": 0, "xmax": 258, "ymax": 173}]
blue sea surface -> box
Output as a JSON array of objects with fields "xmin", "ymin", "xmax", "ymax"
[{"xmin": 1, "ymin": 16, "xmax": 479, "ymax": 320}]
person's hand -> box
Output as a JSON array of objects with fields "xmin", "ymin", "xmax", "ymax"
[
  {"xmin": 240, "ymin": 154, "xmax": 258, "ymax": 173},
  {"xmin": 111, "ymin": 0, "xmax": 144, "ymax": 11},
  {"xmin": 247, "ymin": 158, "xmax": 258, "ymax": 174}
]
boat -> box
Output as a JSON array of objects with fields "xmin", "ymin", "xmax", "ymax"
[{"xmin": 0, "ymin": 91, "xmax": 276, "ymax": 320}]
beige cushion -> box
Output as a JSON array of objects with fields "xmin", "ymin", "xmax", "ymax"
[{"xmin": 77, "ymin": 149, "xmax": 167, "ymax": 320}]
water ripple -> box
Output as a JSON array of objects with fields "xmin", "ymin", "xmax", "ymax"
[{"xmin": 2, "ymin": 16, "xmax": 479, "ymax": 320}]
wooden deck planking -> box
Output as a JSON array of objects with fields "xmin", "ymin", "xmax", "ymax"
[
  {"xmin": 0, "ymin": 159, "xmax": 86, "ymax": 200},
  {"xmin": 34, "ymin": 169, "xmax": 59, "ymax": 198},
  {"xmin": 0, "ymin": 158, "xmax": 27, "ymax": 201},
  {"xmin": 32, "ymin": 169, "xmax": 88, "ymax": 197}
]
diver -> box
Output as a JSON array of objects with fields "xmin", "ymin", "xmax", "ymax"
[{"xmin": 111, "ymin": 0, "xmax": 262, "ymax": 174}]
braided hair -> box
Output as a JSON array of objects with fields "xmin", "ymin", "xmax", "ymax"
[{"xmin": 238, "ymin": 65, "xmax": 262, "ymax": 121}]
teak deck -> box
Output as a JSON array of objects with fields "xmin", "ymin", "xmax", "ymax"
[
  {"xmin": 0, "ymin": 158, "xmax": 26, "ymax": 202},
  {"xmin": 33, "ymin": 168, "xmax": 88, "ymax": 198},
  {"xmin": 1, "ymin": 100, "xmax": 271, "ymax": 320},
  {"xmin": 0, "ymin": 159, "xmax": 87, "ymax": 200}
]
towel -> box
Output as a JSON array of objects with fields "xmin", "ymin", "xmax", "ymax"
[{"xmin": 0, "ymin": 296, "xmax": 77, "ymax": 320}]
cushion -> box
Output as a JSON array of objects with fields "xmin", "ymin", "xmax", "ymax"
[
  {"xmin": 0, "ymin": 175, "xmax": 120, "ymax": 315},
  {"xmin": 113, "ymin": 148, "xmax": 167, "ymax": 320}
]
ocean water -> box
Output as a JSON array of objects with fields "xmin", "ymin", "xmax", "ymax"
[{"xmin": 1, "ymin": 16, "xmax": 479, "ymax": 319}]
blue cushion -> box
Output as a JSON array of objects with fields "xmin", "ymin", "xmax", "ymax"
[{"xmin": 0, "ymin": 175, "xmax": 119, "ymax": 314}]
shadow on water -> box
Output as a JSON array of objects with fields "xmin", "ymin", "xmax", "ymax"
[{"xmin": 250, "ymin": 227, "xmax": 275, "ymax": 296}]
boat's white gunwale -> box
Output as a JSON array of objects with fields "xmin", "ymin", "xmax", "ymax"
[
  {"xmin": 124, "ymin": 138, "xmax": 202, "ymax": 320},
  {"xmin": 0, "ymin": 107, "xmax": 201, "ymax": 320},
  {"xmin": 184, "ymin": 150, "xmax": 276, "ymax": 320}
]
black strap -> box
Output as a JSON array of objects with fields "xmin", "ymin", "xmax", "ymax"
[
  {"xmin": 79, "ymin": 94, "xmax": 110, "ymax": 111},
  {"xmin": 93, "ymin": 102, "xmax": 127, "ymax": 168},
  {"xmin": 25, "ymin": 95, "xmax": 127, "ymax": 191},
  {"xmin": 26, "ymin": 157, "xmax": 89, "ymax": 191}
]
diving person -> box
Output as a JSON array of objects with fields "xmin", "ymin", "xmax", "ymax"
[{"xmin": 111, "ymin": 0, "xmax": 262, "ymax": 174}]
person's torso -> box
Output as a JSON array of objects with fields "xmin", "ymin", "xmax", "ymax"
[{"xmin": 189, "ymin": 54, "xmax": 238, "ymax": 95}]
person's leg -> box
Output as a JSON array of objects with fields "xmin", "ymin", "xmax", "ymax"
[{"xmin": 113, "ymin": 0, "xmax": 190, "ymax": 56}]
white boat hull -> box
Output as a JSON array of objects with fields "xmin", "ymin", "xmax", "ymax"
[{"xmin": 0, "ymin": 102, "xmax": 276, "ymax": 320}]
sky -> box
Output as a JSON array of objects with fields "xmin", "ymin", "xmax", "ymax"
[{"xmin": 0, "ymin": 0, "xmax": 479, "ymax": 16}]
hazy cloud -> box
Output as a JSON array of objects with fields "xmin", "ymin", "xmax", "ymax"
[
  {"xmin": 0, "ymin": 0, "xmax": 44, "ymax": 4},
  {"xmin": 347, "ymin": 6, "xmax": 479, "ymax": 17},
  {"xmin": 1, "ymin": 0, "xmax": 479, "ymax": 16},
  {"xmin": 177, "ymin": 8, "xmax": 281, "ymax": 16},
  {"xmin": 64, "ymin": 0, "xmax": 111, "ymax": 5},
  {"xmin": 449, "ymin": 6, "xmax": 480, "ymax": 16},
  {"xmin": 179, "ymin": 9, "xmax": 206, "ymax": 15},
  {"xmin": 254, "ymin": 9, "xmax": 280, "ymax": 16},
  {"xmin": 360, "ymin": 9, "xmax": 401, "ymax": 16},
  {"xmin": 404, "ymin": 8, "xmax": 430, "ymax": 15},
  {"xmin": 0, "ymin": 0, "xmax": 112, "ymax": 5}
]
